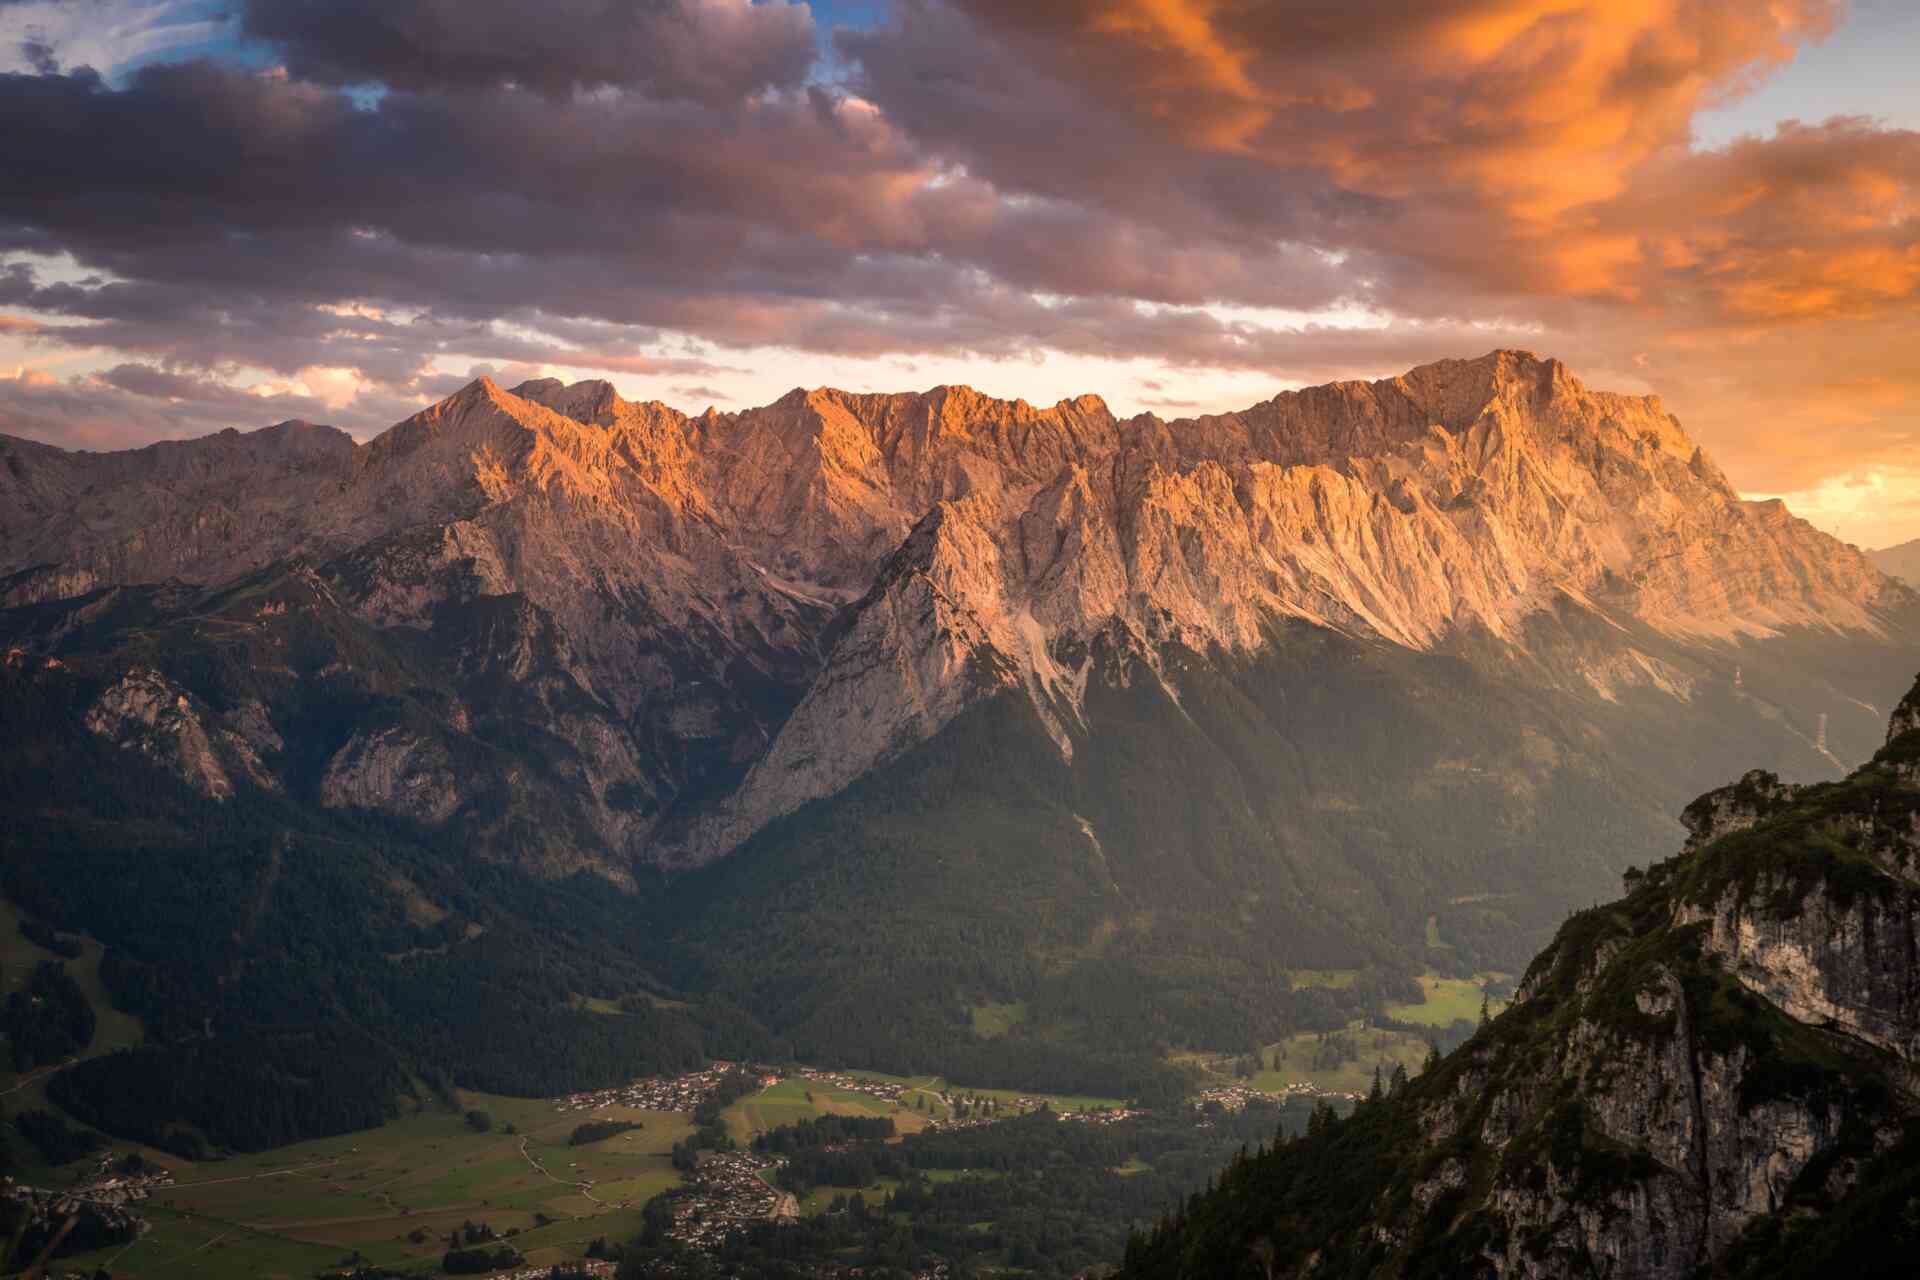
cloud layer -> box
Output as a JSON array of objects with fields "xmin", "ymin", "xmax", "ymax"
[
  {"xmin": 241, "ymin": 0, "xmax": 817, "ymax": 103},
  {"xmin": 0, "ymin": 0, "xmax": 1915, "ymax": 535}
]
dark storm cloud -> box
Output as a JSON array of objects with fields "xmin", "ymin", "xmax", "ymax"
[
  {"xmin": 0, "ymin": 57, "xmax": 1362, "ymax": 384},
  {"xmin": 240, "ymin": 0, "xmax": 817, "ymax": 104},
  {"xmin": 19, "ymin": 31, "xmax": 57, "ymax": 74}
]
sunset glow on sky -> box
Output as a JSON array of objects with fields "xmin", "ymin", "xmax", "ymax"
[{"xmin": 2, "ymin": 1, "xmax": 1917, "ymax": 542}]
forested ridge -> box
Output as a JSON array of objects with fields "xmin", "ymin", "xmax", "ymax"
[{"xmin": 0, "ymin": 653, "xmax": 743, "ymax": 1153}]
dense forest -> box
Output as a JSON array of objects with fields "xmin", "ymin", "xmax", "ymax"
[{"xmin": 2, "ymin": 959, "xmax": 94, "ymax": 1070}]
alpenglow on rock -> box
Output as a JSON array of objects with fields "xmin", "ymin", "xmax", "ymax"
[{"xmin": 0, "ymin": 350, "xmax": 1910, "ymax": 876}]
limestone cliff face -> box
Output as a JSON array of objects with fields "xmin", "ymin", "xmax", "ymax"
[
  {"xmin": 320, "ymin": 725, "xmax": 462, "ymax": 825},
  {"xmin": 1121, "ymin": 683, "xmax": 1920, "ymax": 1280},
  {"xmin": 2, "ymin": 351, "xmax": 1911, "ymax": 873},
  {"xmin": 675, "ymin": 352, "xmax": 1907, "ymax": 859},
  {"xmin": 0, "ymin": 421, "xmax": 357, "ymax": 588},
  {"xmin": 82, "ymin": 667, "xmax": 278, "ymax": 800}
]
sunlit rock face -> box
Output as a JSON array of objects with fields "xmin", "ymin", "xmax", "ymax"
[{"xmin": 2, "ymin": 350, "xmax": 1911, "ymax": 877}]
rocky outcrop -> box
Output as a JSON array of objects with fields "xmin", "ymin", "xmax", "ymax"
[
  {"xmin": 320, "ymin": 725, "xmax": 462, "ymax": 825},
  {"xmin": 1119, "ymin": 680, "xmax": 1920, "ymax": 1280},
  {"xmin": 82, "ymin": 667, "xmax": 279, "ymax": 800},
  {"xmin": 1, "ymin": 564, "xmax": 101, "ymax": 607},
  {"xmin": 1679, "ymin": 770, "xmax": 1802, "ymax": 852}
]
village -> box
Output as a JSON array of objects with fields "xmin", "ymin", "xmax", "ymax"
[
  {"xmin": 1192, "ymin": 1081, "xmax": 1362, "ymax": 1111},
  {"xmin": 479, "ymin": 1261, "xmax": 616, "ymax": 1280},
  {"xmin": 540, "ymin": 1063, "xmax": 1369, "ymax": 1263},
  {"xmin": 553, "ymin": 1063, "xmax": 746, "ymax": 1113},
  {"xmin": 660, "ymin": 1150, "xmax": 797, "ymax": 1250},
  {"xmin": 0, "ymin": 1154, "xmax": 175, "ymax": 1262}
]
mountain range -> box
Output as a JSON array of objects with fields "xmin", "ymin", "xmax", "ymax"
[
  {"xmin": 3, "ymin": 349, "xmax": 1917, "ymax": 1132},
  {"xmin": 1870, "ymin": 536, "xmax": 1920, "ymax": 587}
]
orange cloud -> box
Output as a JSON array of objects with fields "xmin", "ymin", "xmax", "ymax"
[
  {"xmin": 1598, "ymin": 118, "xmax": 1920, "ymax": 323},
  {"xmin": 961, "ymin": 0, "xmax": 1838, "ymax": 226}
]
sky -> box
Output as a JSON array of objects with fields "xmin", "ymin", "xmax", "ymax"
[{"xmin": 1, "ymin": 1, "xmax": 1916, "ymax": 544}]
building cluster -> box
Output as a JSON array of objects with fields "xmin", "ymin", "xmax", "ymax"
[
  {"xmin": 553, "ymin": 1063, "xmax": 742, "ymax": 1113},
  {"xmin": 1, "ymin": 1165, "xmax": 161, "ymax": 1259},
  {"xmin": 804, "ymin": 1263, "xmax": 952, "ymax": 1280},
  {"xmin": 1194, "ymin": 1082, "xmax": 1361, "ymax": 1112},
  {"xmin": 1058, "ymin": 1107, "xmax": 1146, "ymax": 1125},
  {"xmin": 482, "ymin": 1262, "xmax": 616, "ymax": 1280},
  {"xmin": 661, "ymin": 1151, "xmax": 794, "ymax": 1250}
]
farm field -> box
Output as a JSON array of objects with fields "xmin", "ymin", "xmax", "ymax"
[
  {"xmin": 1254, "ymin": 1024, "xmax": 1434, "ymax": 1096},
  {"xmin": 724, "ymin": 1068, "xmax": 1127, "ymax": 1149},
  {"xmin": 52, "ymin": 1092, "xmax": 687, "ymax": 1278},
  {"xmin": 796, "ymin": 1177, "xmax": 903, "ymax": 1217},
  {"xmin": 1168, "ymin": 1023, "xmax": 1439, "ymax": 1099},
  {"xmin": 1383, "ymin": 972, "xmax": 1513, "ymax": 1028}
]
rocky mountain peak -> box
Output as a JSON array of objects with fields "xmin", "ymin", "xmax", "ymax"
[
  {"xmin": 5, "ymin": 351, "xmax": 1911, "ymax": 870},
  {"xmin": 510, "ymin": 375, "xmax": 628, "ymax": 427}
]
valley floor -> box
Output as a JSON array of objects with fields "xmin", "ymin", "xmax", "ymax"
[{"xmin": 3, "ymin": 886, "xmax": 1508, "ymax": 1278}]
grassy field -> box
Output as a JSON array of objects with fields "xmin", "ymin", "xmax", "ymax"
[
  {"xmin": 724, "ymin": 1077, "xmax": 903, "ymax": 1145},
  {"xmin": 797, "ymin": 1177, "xmax": 903, "ymax": 1217},
  {"xmin": 52, "ymin": 1092, "xmax": 688, "ymax": 1278},
  {"xmin": 1225, "ymin": 1024, "xmax": 1438, "ymax": 1096},
  {"xmin": 1384, "ymin": 973, "xmax": 1512, "ymax": 1027},
  {"xmin": 721, "ymin": 1073, "xmax": 976, "ymax": 1146},
  {"xmin": 968, "ymin": 1001, "xmax": 1028, "ymax": 1038},
  {"xmin": 956, "ymin": 1083, "xmax": 1126, "ymax": 1112},
  {"xmin": 721, "ymin": 1068, "xmax": 1125, "ymax": 1154}
]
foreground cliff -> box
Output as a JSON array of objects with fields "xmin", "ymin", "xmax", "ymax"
[{"xmin": 1120, "ymin": 681, "xmax": 1920, "ymax": 1279}]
